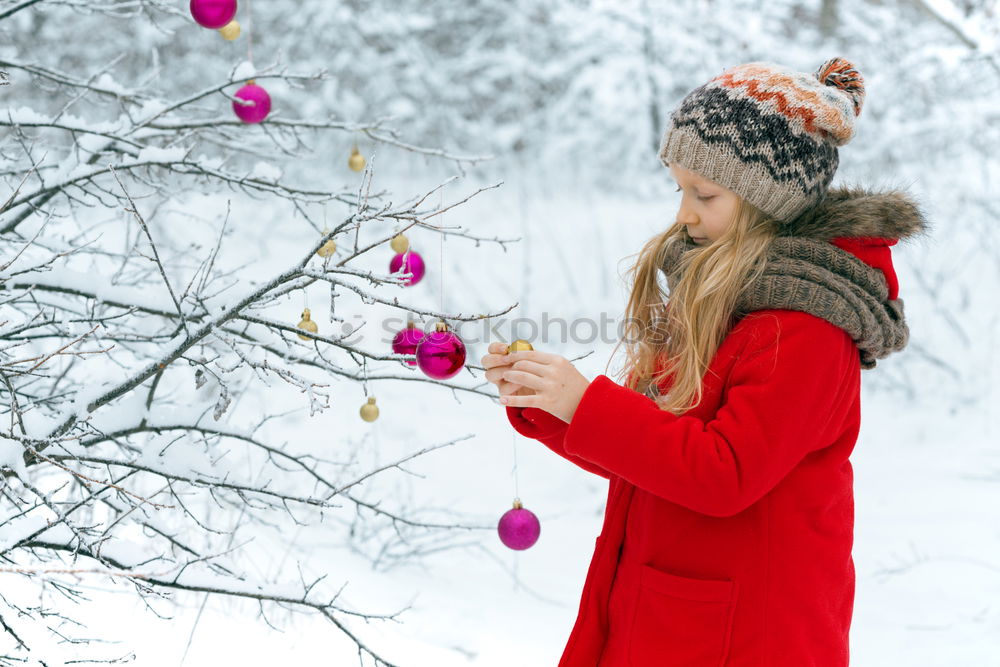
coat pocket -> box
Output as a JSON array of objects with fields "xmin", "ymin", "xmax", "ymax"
[{"xmin": 628, "ymin": 563, "xmax": 738, "ymax": 666}]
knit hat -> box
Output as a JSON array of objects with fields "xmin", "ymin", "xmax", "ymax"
[{"xmin": 658, "ymin": 57, "xmax": 866, "ymax": 224}]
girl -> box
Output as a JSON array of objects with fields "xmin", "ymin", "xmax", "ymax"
[{"xmin": 481, "ymin": 58, "xmax": 929, "ymax": 666}]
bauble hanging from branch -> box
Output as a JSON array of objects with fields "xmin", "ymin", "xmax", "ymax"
[
  {"xmin": 391, "ymin": 320, "xmax": 424, "ymax": 367},
  {"xmin": 415, "ymin": 321, "xmax": 466, "ymax": 380},
  {"xmin": 390, "ymin": 233, "xmax": 409, "ymax": 254},
  {"xmin": 359, "ymin": 396, "xmax": 379, "ymax": 422},
  {"xmin": 233, "ymin": 79, "xmax": 271, "ymax": 124},
  {"xmin": 296, "ymin": 308, "xmax": 318, "ymax": 340},
  {"xmin": 348, "ymin": 145, "xmax": 366, "ymax": 172},
  {"xmin": 219, "ymin": 19, "xmax": 241, "ymax": 40},
  {"xmin": 316, "ymin": 236, "xmax": 336, "ymax": 258},
  {"xmin": 190, "ymin": 0, "xmax": 237, "ymax": 29},
  {"xmin": 389, "ymin": 250, "xmax": 425, "ymax": 286}
]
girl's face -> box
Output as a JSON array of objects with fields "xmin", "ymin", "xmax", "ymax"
[{"xmin": 668, "ymin": 163, "xmax": 740, "ymax": 245}]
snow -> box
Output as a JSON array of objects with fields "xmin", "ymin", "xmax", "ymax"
[
  {"xmin": 3, "ymin": 105, "xmax": 50, "ymax": 125},
  {"xmin": 232, "ymin": 60, "xmax": 257, "ymax": 81},
  {"xmin": 94, "ymin": 72, "xmax": 128, "ymax": 95},
  {"xmin": 250, "ymin": 161, "xmax": 282, "ymax": 182},
  {"xmin": 136, "ymin": 98, "xmax": 168, "ymax": 121},
  {"xmin": 136, "ymin": 145, "xmax": 188, "ymax": 163},
  {"xmin": 0, "ymin": 434, "xmax": 26, "ymax": 479}
]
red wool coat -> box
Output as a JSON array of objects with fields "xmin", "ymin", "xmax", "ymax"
[{"xmin": 507, "ymin": 237, "xmax": 899, "ymax": 666}]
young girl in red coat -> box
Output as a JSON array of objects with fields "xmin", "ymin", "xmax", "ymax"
[{"xmin": 481, "ymin": 58, "xmax": 928, "ymax": 666}]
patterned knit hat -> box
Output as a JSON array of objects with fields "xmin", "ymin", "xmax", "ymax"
[{"xmin": 658, "ymin": 58, "xmax": 866, "ymax": 224}]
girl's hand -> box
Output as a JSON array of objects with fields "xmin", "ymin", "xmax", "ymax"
[
  {"xmin": 481, "ymin": 342, "xmax": 535, "ymax": 399},
  {"xmin": 495, "ymin": 349, "xmax": 591, "ymax": 423}
]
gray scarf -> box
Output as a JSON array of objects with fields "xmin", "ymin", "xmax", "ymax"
[{"xmin": 657, "ymin": 185, "xmax": 930, "ymax": 371}]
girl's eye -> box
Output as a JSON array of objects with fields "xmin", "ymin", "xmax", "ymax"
[{"xmin": 675, "ymin": 184, "xmax": 713, "ymax": 201}]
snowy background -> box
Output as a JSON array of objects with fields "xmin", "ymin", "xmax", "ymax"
[{"xmin": 2, "ymin": 0, "xmax": 999, "ymax": 665}]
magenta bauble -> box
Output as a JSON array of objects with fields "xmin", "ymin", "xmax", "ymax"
[
  {"xmin": 190, "ymin": 0, "xmax": 237, "ymax": 29},
  {"xmin": 232, "ymin": 83, "xmax": 271, "ymax": 123},
  {"xmin": 415, "ymin": 325, "xmax": 465, "ymax": 380},
  {"xmin": 498, "ymin": 501, "xmax": 541, "ymax": 550},
  {"xmin": 392, "ymin": 322, "xmax": 424, "ymax": 367},
  {"xmin": 389, "ymin": 250, "xmax": 425, "ymax": 286}
]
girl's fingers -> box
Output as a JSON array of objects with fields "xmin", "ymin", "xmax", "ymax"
[
  {"xmin": 482, "ymin": 348, "xmax": 555, "ymax": 371},
  {"xmin": 499, "ymin": 380, "xmax": 532, "ymax": 397},
  {"xmin": 502, "ymin": 369, "xmax": 542, "ymax": 391},
  {"xmin": 481, "ymin": 353, "xmax": 512, "ymax": 370},
  {"xmin": 504, "ymin": 349, "xmax": 557, "ymax": 365},
  {"xmin": 484, "ymin": 365, "xmax": 508, "ymax": 385},
  {"xmin": 506, "ymin": 358, "xmax": 547, "ymax": 377}
]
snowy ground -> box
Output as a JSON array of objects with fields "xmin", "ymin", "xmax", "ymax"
[{"xmin": 5, "ymin": 168, "xmax": 998, "ymax": 666}]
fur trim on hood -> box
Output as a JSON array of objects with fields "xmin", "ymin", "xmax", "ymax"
[{"xmin": 777, "ymin": 185, "xmax": 930, "ymax": 241}]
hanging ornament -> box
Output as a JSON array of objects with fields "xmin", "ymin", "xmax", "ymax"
[
  {"xmin": 316, "ymin": 226, "xmax": 337, "ymax": 258},
  {"xmin": 498, "ymin": 498, "xmax": 541, "ymax": 551},
  {"xmin": 233, "ymin": 79, "xmax": 271, "ymax": 124},
  {"xmin": 359, "ymin": 396, "xmax": 379, "ymax": 422},
  {"xmin": 190, "ymin": 0, "xmax": 237, "ymax": 29},
  {"xmin": 415, "ymin": 321, "xmax": 465, "ymax": 379},
  {"xmin": 390, "ymin": 233, "xmax": 409, "ymax": 254},
  {"xmin": 317, "ymin": 238, "xmax": 337, "ymax": 257},
  {"xmin": 389, "ymin": 249, "xmax": 425, "ymax": 286},
  {"xmin": 219, "ymin": 19, "xmax": 241, "ymax": 40},
  {"xmin": 391, "ymin": 319, "xmax": 424, "ymax": 367},
  {"xmin": 348, "ymin": 145, "xmax": 366, "ymax": 172},
  {"xmin": 296, "ymin": 307, "xmax": 318, "ymax": 340}
]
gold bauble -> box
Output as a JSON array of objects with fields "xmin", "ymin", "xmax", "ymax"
[
  {"xmin": 506, "ymin": 339, "xmax": 535, "ymax": 397},
  {"xmin": 348, "ymin": 147, "xmax": 366, "ymax": 172},
  {"xmin": 316, "ymin": 238, "xmax": 337, "ymax": 258},
  {"xmin": 219, "ymin": 20, "xmax": 241, "ymax": 40},
  {"xmin": 390, "ymin": 233, "xmax": 409, "ymax": 254},
  {"xmin": 506, "ymin": 339, "xmax": 534, "ymax": 353},
  {"xmin": 297, "ymin": 307, "xmax": 319, "ymax": 340},
  {"xmin": 359, "ymin": 396, "xmax": 379, "ymax": 422}
]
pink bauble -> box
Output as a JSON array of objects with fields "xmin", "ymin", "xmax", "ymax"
[
  {"xmin": 190, "ymin": 0, "xmax": 237, "ymax": 29},
  {"xmin": 498, "ymin": 502, "xmax": 541, "ymax": 551},
  {"xmin": 389, "ymin": 250, "xmax": 425, "ymax": 286},
  {"xmin": 392, "ymin": 323, "xmax": 424, "ymax": 367},
  {"xmin": 415, "ymin": 328, "xmax": 465, "ymax": 380},
  {"xmin": 232, "ymin": 83, "xmax": 271, "ymax": 124}
]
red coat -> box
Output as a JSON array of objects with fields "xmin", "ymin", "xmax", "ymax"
[{"xmin": 507, "ymin": 237, "xmax": 899, "ymax": 666}]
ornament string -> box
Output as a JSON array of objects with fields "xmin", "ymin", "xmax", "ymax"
[
  {"xmin": 439, "ymin": 188, "xmax": 444, "ymax": 314},
  {"xmin": 511, "ymin": 428, "xmax": 520, "ymax": 501},
  {"xmin": 245, "ymin": 0, "xmax": 254, "ymax": 66},
  {"xmin": 363, "ymin": 357, "xmax": 381, "ymax": 466}
]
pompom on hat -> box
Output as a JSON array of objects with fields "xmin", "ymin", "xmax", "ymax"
[{"xmin": 658, "ymin": 57, "xmax": 866, "ymax": 224}]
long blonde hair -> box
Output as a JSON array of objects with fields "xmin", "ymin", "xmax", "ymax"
[{"xmin": 610, "ymin": 196, "xmax": 779, "ymax": 415}]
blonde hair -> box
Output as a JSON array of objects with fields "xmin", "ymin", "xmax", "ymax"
[{"xmin": 609, "ymin": 196, "xmax": 779, "ymax": 415}]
